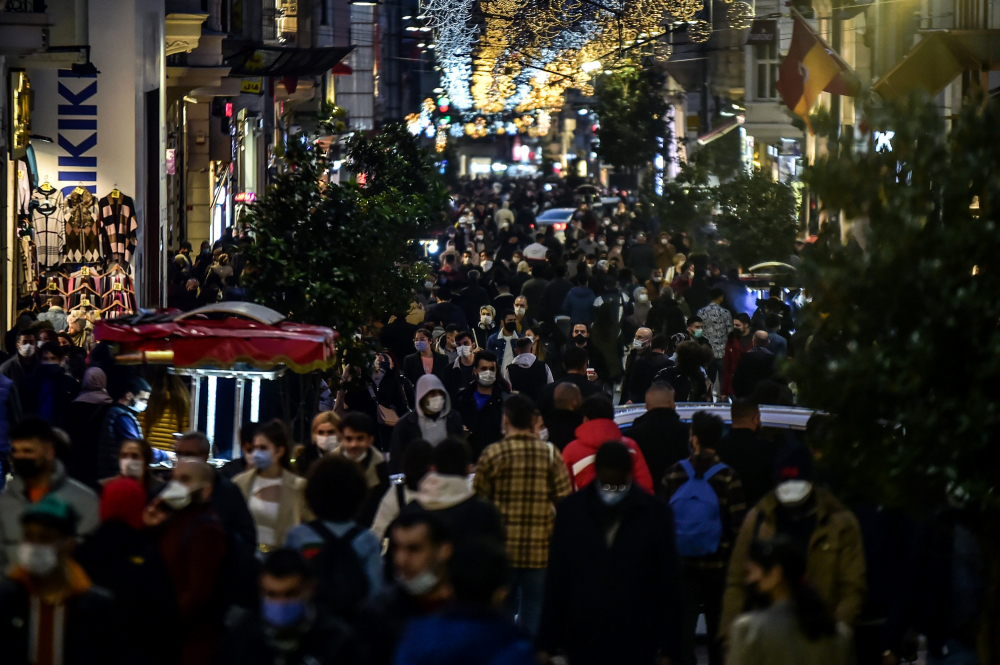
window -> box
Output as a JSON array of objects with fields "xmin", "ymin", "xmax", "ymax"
[{"xmin": 754, "ymin": 42, "xmax": 780, "ymax": 99}]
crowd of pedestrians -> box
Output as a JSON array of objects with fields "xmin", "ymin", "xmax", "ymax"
[{"xmin": 0, "ymin": 177, "xmax": 985, "ymax": 665}]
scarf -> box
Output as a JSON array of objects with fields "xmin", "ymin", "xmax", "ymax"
[{"xmin": 74, "ymin": 367, "xmax": 112, "ymax": 404}]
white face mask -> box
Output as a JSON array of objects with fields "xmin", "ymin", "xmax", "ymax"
[
  {"xmin": 652, "ymin": 275, "xmax": 663, "ymax": 283},
  {"xmin": 776, "ymin": 480, "xmax": 813, "ymax": 505},
  {"xmin": 514, "ymin": 307, "xmax": 526, "ymax": 316},
  {"xmin": 161, "ymin": 479, "xmax": 192, "ymax": 510},
  {"xmin": 632, "ymin": 338, "xmax": 647, "ymax": 349},
  {"xmin": 480, "ymin": 315, "xmax": 493, "ymax": 326},
  {"xmin": 538, "ymin": 427, "xmax": 549, "ymax": 441},
  {"xmin": 637, "ymin": 293, "xmax": 649, "ymax": 303},
  {"xmin": 424, "ymin": 395, "xmax": 446, "ymax": 414},
  {"xmin": 176, "ymin": 455, "xmax": 204, "ymax": 466},
  {"xmin": 18, "ymin": 343, "xmax": 35, "ymax": 358},
  {"xmin": 17, "ymin": 543, "xmax": 59, "ymax": 576},
  {"xmin": 342, "ymin": 448, "xmax": 367, "ymax": 462},
  {"xmin": 477, "ymin": 370, "xmax": 496, "ymax": 386},
  {"xmin": 456, "ymin": 344, "xmax": 473, "ymax": 357},
  {"xmin": 315, "ymin": 434, "xmax": 338, "ymax": 452},
  {"xmin": 482, "ymin": 260, "xmax": 493, "ymax": 272},
  {"xmin": 396, "ymin": 569, "xmax": 439, "ymax": 596},
  {"xmin": 119, "ymin": 458, "xmax": 144, "ymax": 478}
]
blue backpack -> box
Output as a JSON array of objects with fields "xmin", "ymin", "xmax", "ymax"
[{"xmin": 669, "ymin": 460, "xmax": 727, "ymax": 557}]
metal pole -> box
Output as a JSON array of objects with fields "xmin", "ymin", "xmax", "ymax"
[{"xmin": 232, "ymin": 378, "xmax": 245, "ymax": 460}]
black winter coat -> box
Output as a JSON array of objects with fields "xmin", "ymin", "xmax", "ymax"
[
  {"xmin": 0, "ymin": 575, "xmax": 122, "ymax": 665},
  {"xmin": 537, "ymin": 484, "xmax": 684, "ymax": 665},
  {"xmin": 215, "ymin": 608, "xmax": 359, "ymax": 665},
  {"xmin": 626, "ymin": 408, "xmax": 691, "ymax": 491},
  {"xmin": 454, "ymin": 383, "xmax": 510, "ymax": 461},
  {"xmin": 75, "ymin": 520, "xmax": 180, "ymax": 665}
]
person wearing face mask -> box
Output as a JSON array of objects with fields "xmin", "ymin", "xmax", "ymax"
[
  {"xmin": 720, "ymin": 445, "xmax": 866, "ymax": 648},
  {"xmin": 294, "ymin": 411, "xmax": 340, "ymax": 478},
  {"xmin": 512, "ymin": 295, "xmax": 533, "ymax": 333},
  {"xmin": 20, "ymin": 342, "xmax": 79, "ymax": 424},
  {"xmin": 446, "ymin": 330, "xmax": 478, "ymax": 400},
  {"xmin": 147, "ymin": 460, "xmax": 229, "ymax": 665},
  {"xmin": 663, "ymin": 411, "xmax": 746, "ymax": 665},
  {"xmin": 403, "ymin": 328, "xmax": 451, "ymax": 389},
  {"xmin": 390, "ymin": 375, "xmax": 465, "ymax": 473},
  {"xmin": 217, "ymin": 548, "xmax": 360, "ymax": 665},
  {"xmin": 0, "ymin": 330, "xmax": 40, "ymax": 393},
  {"xmin": 619, "ymin": 327, "xmax": 665, "ymax": 405},
  {"xmin": 562, "ymin": 395, "xmax": 654, "ymax": 493},
  {"xmin": 473, "ymin": 304, "xmax": 499, "ymax": 350},
  {"xmin": 233, "ymin": 420, "xmax": 311, "ymax": 552},
  {"xmin": 0, "ymin": 418, "xmax": 99, "ymax": 570},
  {"xmin": 455, "ymin": 351, "xmax": 511, "ymax": 461},
  {"xmin": 459, "ymin": 270, "xmax": 491, "ymax": 327},
  {"xmin": 654, "ymin": 232, "xmax": 676, "ymax": 270},
  {"xmin": 338, "ymin": 354, "xmax": 409, "ymax": 454},
  {"xmin": 74, "ymin": 477, "xmax": 181, "ymax": 665},
  {"xmin": 97, "ymin": 377, "xmax": 160, "ymax": 480},
  {"xmin": 331, "ymin": 412, "xmax": 389, "ymax": 528},
  {"xmin": 646, "ymin": 267, "xmax": 666, "ymax": 299},
  {"xmin": 0, "ymin": 495, "xmax": 120, "ymax": 664},
  {"xmin": 486, "ymin": 310, "xmax": 521, "ymax": 376},
  {"xmin": 357, "ymin": 510, "xmax": 454, "ymax": 665},
  {"xmin": 504, "ymin": 336, "xmax": 553, "ymax": 402},
  {"xmin": 722, "ymin": 314, "xmax": 754, "ymax": 400},
  {"xmin": 727, "ymin": 536, "xmax": 853, "ymax": 665},
  {"xmin": 537, "ymin": 441, "xmax": 684, "ymax": 665},
  {"xmin": 577, "ymin": 232, "xmax": 598, "ymax": 256},
  {"xmin": 105, "ymin": 438, "xmax": 164, "ymax": 498}
]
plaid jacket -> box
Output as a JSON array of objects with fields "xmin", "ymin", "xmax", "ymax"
[
  {"xmin": 663, "ymin": 453, "xmax": 747, "ymax": 568},
  {"xmin": 474, "ymin": 433, "xmax": 572, "ymax": 568}
]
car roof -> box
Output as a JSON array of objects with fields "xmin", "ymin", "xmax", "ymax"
[
  {"xmin": 536, "ymin": 208, "xmax": 576, "ymax": 219},
  {"xmin": 615, "ymin": 403, "xmax": 817, "ymax": 430}
]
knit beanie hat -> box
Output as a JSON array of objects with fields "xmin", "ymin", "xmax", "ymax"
[
  {"xmin": 773, "ymin": 444, "xmax": 815, "ymax": 484},
  {"xmin": 100, "ymin": 477, "xmax": 146, "ymax": 530},
  {"xmin": 21, "ymin": 494, "xmax": 78, "ymax": 536}
]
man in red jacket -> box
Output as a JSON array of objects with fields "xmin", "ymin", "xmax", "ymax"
[
  {"xmin": 562, "ymin": 395, "xmax": 654, "ymax": 493},
  {"xmin": 721, "ymin": 313, "xmax": 752, "ymax": 399}
]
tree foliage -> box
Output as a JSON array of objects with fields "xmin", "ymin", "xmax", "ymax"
[
  {"xmin": 242, "ymin": 124, "xmax": 448, "ymax": 373},
  {"xmin": 594, "ymin": 68, "xmax": 668, "ymax": 172},
  {"xmin": 790, "ymin": 93, "xmax": 1000, "ymax": 519},
  {"xmin": 714, "ymin": 169, "xmax": 798, "ymax": 269}
]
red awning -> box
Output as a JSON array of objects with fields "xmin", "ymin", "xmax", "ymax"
[
  {"xmin": 331, "ymin": 62, "xmax": 353, "ymax": 75},
  {"xmin": 94, "ymin": 304, "xmax": 337, "ymax": 373}
]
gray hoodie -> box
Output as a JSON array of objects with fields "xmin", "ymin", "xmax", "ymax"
[
  {"xmin": 414, "ymin": 374, "xmax": 453, "ymax": 445},
  {"xmin": 0, "ymin": 460, "xmax": 99, "ymax": 570}
]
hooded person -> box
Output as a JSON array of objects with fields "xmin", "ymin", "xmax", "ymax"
[
  {"xmin": 561, "ymin": 396, "xmax": 654, "ymax": 494},
  {"xmin": 62, "ymin": 368, "xmax": 114, "ymax": 490},
  {"xmin": 389, "ymin": 375, "xmax": 464, "ymax": 474}
]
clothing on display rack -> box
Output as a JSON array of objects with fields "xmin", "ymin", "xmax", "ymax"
[
  {"xmin": 67, "ymin": 265, "xmax": 103, "ymax": 309},
  {"xmin": 101, "ymin": 268, "xmax": 136, "ymax": 316},
  {"xmin": 65, "ymin": 188, "xmax": 103, "ymax": 264},
  {"xmin": 32, "ymin": 184, "xmax": 65, "ymax": 270},
  {"xmin": 17, "ymin": 222, "xmax": 37, "ymax": 297},
  {"xmin": 99, "ymin": 191, "xmax": 138, "ymax": 265},
  {"xmin": 16, "ymin": 160, "xmax": 31, "ymax": 216}
]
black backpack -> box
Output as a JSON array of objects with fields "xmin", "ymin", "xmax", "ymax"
[{"xmin": 301, "ymin": 521, "xmax": 370, "ymax": 617}]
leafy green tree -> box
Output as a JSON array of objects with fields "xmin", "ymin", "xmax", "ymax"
[
  {"xmin": 242, "ymin": 124, "xmax": 448, "ymax": 375},
  {"xmin": 713, "ymin": 169, "xmax": 798, "ymax": 269},
  {"xmin": 790, "ymin": 93, "xmax": 1000, "ymax": 660},
  {"xmin": 594, "ymin": 68, "xmax": 668, "ymax": 172}
]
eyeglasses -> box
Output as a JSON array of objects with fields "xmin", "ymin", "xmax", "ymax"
[{"xmin": 599, "ymin": 482, "xmax": 631, "ymax": 493}]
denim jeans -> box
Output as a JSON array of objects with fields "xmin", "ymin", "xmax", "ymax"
[{"xmin": 503, "ymin": 567, "xmax": 546, "ymax": 637}]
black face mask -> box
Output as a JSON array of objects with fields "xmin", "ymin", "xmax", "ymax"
[
  {"xmin": 503, "ymin": 321, "xmax": 516, "ymax": 333},
  {"xmin": 12, "ymin": 457, "xmax": 45, "ymax": 479},
  {"xmin": 573, "ymin": 334, "xmax": 587, "ymax": 344},
  {"xmin": 743, "ymin": 583, "xmax": 771, "ymax": 612}
]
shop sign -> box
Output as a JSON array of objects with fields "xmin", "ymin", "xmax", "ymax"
[
  {"xmin": 56, "ymin": 69, "xmax": 98, "ymax": 195},
  {"xmin": 8, "ymin": 71, "xmax": 32, "ymax": 160},
  {"xmin": 240, "ymin": 77, "xmax": 263, "ymax": 95},
  {"xmin": 234, "ymin": 191, "xmax": 256, "ymax": 203},
  {"xmin": 747, "ymin": 20, "xmax": 777, "ymax": 45}
]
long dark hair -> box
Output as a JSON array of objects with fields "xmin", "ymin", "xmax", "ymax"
[{"xmin": 748, "ymin": 536, "xmax": 837, "ymax": 641}]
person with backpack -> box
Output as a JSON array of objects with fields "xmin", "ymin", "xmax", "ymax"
[
  {"xmin": 284, "ymin": 455, "xmax": 383, "ymax": 618},
  {"xmin": 663, "ymin": 411, "xmax": 747, "ymax": 665}
]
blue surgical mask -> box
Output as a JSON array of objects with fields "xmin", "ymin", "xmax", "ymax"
[
  {"xmin": 252, "ymin": 449, "xmax": 273, "ymax": 471},
  {"xmin": 414, "ymin": 340, "xmax": 429, "ymax": 352},
  {"xmin": 261, "ymin": 598, "xmax": 306, "ymax": 628}
]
